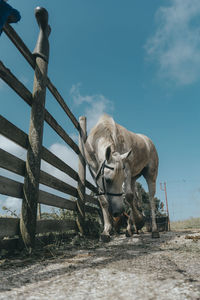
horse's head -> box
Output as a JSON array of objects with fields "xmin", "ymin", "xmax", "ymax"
[{"xmin": 96, "ymin": 145, "xmax": 131, "ymax": 217}]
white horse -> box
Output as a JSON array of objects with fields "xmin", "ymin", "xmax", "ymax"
[{"xmin": 84, "ymin": 114, "xmax": 159, "ymax": 241}]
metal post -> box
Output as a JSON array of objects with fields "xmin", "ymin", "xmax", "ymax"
[{"xmin": 20, "ymin": 7, "xmax": 50, "ymax": 249}]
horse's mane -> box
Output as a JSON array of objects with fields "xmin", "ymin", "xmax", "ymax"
[{"xmin": 89, "ymin": 114, "xmax": 118, "ymax": 151}]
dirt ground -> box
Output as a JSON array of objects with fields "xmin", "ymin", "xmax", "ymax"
[{"xmin": 0, "ymin": 229, "xmax": 200, "ymax": 300}]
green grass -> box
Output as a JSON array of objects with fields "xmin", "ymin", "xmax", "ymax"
[{"xmin": 171, "ymin": 217, "xmax": 200, "ymax": 230}]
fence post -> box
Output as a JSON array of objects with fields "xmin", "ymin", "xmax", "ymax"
[
  {"xmin": 20, "ymin": 7, "xmax": 50, "ymax": 249},
  {"xmin": 76, "ymin": 116, "xmax": 87, "ymax": 234}
]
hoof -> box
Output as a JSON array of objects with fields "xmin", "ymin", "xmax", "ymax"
[
  {"xmin": 152, "ymin": 231, "xmax": 160, "ymax": 238},
  {"xmin": 125, "ymin": 230, "xmax": 133, "ymax": 237},
  {"xmin": 100, "ymin": 234, "xmax": 111, "ymax": 243}
]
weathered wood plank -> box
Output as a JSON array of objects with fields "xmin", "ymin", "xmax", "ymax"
[
  {"xmin": 0, "ymin": 232, "xmax": 78, "ymax": 251},
  {"xmin": 47, "ymin": 79, "xmax": 79, "ymax": 129},
  {"xmin": 0, "ymin": 150, "xmax": 97, "ymax": 204},
  {"xmin": 85, "ymin": 180, "xmax": 97, "ymax": 194},
  {"xmin": 0, "ymin": 149, "xmax": 99, "ymax": 212},
  {"xmin": 0, "ymin": 136, "xmax": 78, "ymax": 184},
  {"xmin": 44, "ymin": 110, "xmax": 80, "ymax": 154},
  {"xmin": 0, "ymin": 149, "xmax": 25, "ymax": 176},
  {"xmin": 0, "ymin": 63, "xmax": 79, "ymax": 154},
  {"xmin": 40, "ymin": 170, "xmax": 78, "ymax": 198},
  {"xmin": 0, "ymin": 176, "xmax": 23, "ymax": 198},
  {"xmin": 0, "ymin": 115, "xmax": 28, "ymax": 149},
  {"xmin": 3, "ymin": 23, "xmax": 79, "ymax": 130},
  {"xmin": 0, "ymin": 217, "xmax": 77, "ymax": 239},
  {"xmin": 0, "ymin": 218, "xmax": 19, "ymax": 238},
  {"xmin": 36, "ymin": 219, "xmax": 77, "ymax": 234},
  {"xmin": 0, "ymin": 61, "xmax": 32, "ymax": 106},
  {"xmin": 39, "ymin": 189, "xmax": 100, "ymax": 213},
  {"xmin": 0, "ymin": 134, "xmax": 96, "ymax": 200},
  {"xmin": 42, "ymin": 146, "xmax": 97, "ymax": 194},
  {"xmin": 0, "ymin": 174, "xmax": 98, "ymax": 214},
  {"xmin": 38, "ymin": 189, "xmax": 76, "ymax": 211},
  {"xmin": 0, "ymin": 118, "xmax": 82, "ymax": 185},
  {"xmin": 42, "ymin": 147, "xmax": 78, "ymax": 182},
  {"xmin": 3, "ymin": 23, "xmax": 35, "ymax": 68},
  {"xmin": 39, "ymin": 189, "xmax": 98, "ymax": 214}
]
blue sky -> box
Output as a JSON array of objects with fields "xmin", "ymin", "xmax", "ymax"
[{"xmin": 0, "ymin": 0, "xmax": 200, "ymax": 221}]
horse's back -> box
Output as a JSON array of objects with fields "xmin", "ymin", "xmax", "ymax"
[{"xmin": 87, "ymin": 114, "xmax": 158, "ymax": 175}]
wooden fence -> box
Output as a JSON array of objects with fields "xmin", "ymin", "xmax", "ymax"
[{"xmin": 0, "ymin": 7, "xmax": 99, "ymax": 250}]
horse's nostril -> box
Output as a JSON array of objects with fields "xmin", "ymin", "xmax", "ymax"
[{"xmin": 113, "ymin": 212, "xmax": 119, "ymax": 218}]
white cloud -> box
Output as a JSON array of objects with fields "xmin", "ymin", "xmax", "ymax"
[
  {"xmin": 41, "ymin": 142, "xmax": 95, "ymax": 189},
  {"xmin": 0, "ymin": 134, "xmax": 26, "ymax": 160},
  {"xmin": 49, "ymin": 143, "xmax": 78, "ymax": 172},
  {"xmin": 3, "ymin": 197, "xmax": 21, "ymax": 216},
  {"xmin": 41, "ymin": 142, "xmax": 78, "ymax": 189},
  {"xmin": 0, "ymin": 136, "xmax": 24, "ymax": 215},
  {"xmin": 145, "ymin": 0, "xmax": 200, "ymax": 85},
  {"xmin": 85, "ymin": 95, "xmax": 113, "ymax": 131},
  {"xmin": 70, "ymin": 83, "xmax": 93, "ymax": 106},
  {"xmin": 70, "ymin": 83, "xmax": 114, "ymax": 131},
  {"xmin": 0, "ymin": 136, "xmax": 96, "ymax": 215},
  {"xmin": 0, "ymin": 141, "xmax": 79, "ymax": 214}
]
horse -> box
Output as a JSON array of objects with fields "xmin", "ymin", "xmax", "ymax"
[{"xmin": 84, "ymin": 114, "xmax": 159, "ymax": 241}]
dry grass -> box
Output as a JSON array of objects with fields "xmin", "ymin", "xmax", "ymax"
[{"xmin": 171, "ymin": 217, "xmax": 200, "ymax": 230}]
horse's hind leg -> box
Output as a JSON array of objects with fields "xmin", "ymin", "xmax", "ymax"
[
  {"xmin": 146, "ymin": 179, "xmax": 160, "ymax": 238},
  {"xmin": 125, "ymin": 178, "xmax": 145, "ymax": 236}
]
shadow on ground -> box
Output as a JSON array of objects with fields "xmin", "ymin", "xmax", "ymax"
[{"xmin": 1, "ymin": 229, "xmax": 198, "ymax": 294}]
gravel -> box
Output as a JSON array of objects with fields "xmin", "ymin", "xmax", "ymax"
[{"xmin": 0, "ymin": 230, "xmax": 200, "ymax": 300}]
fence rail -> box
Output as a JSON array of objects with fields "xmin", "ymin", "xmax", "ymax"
[
  {"xmin": 145, "ymin": 216, "xmax": 169, "ymax": 232},
  {"xmin": 0, "ymin": 7, "xmax": 99, "ymax": 250},
  {"xmin": 0, "ymin": 61, "xmax": 79, "ymax": 154},
  {"xmin": 0, "ymin": 115, "xmax": 97, "ymax": 193},
  {"xmin": 0, "ymin": 217, "xmax": 77, "ymax": 240},
  {"xmin": 3, "ymin": 23, "xmax": 79, "ymax": 130}
]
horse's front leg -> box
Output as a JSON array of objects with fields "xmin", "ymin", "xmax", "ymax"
[
  {"xmin": 123, "ymin": 168, "xmax": 135, "ymax": 236},
  {"xmin": 99, "ymin": 195, "xmax": 112, "ymax": 242}
]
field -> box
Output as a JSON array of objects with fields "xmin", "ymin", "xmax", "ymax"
[
  {"xmin": 0, "ymin": 218, "xmax": 200, "ymax": 300},
  {"xmin": 171, "ymin": 217, "xmax": 200, "ymax": 230}
]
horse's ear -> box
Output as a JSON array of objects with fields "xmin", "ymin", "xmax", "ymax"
[
  {"xmin": 105, "ymin": 145, "xmax": 112, "ymax": 163},
  {"xmin": 121, "ymin": 149, "xmax": 132, "ymax": 162}
]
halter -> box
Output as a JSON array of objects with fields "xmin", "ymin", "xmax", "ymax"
[
  {"xmin": 95, "ymin": 160, "xmax": 124, "ymax": 197},
  {"xmin": 78, "ymin": 129, "xmax": 124, "ymax": 198}
]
